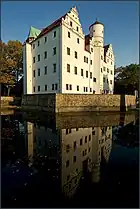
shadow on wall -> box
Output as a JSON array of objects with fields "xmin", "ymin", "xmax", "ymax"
[
  {"xmin": 120, "ymin": 94, "xmax": 126, "ymax": 112},
  {"xmin": 103, "ymin": 74, "xmax": 110, "ymax": 94}
]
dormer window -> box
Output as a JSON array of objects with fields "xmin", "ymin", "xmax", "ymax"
[{"xmin": 70, "ymin": 21, "xmax": 72, "ymax": 27}]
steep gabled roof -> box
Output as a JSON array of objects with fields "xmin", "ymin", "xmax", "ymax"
[
  {"xmin": 31, "ymin": 14, "xmax": 67, "ymax": 43},
  {"xmin": 84, "ymin": 34, "xmax": 92, "ymax": 53}
]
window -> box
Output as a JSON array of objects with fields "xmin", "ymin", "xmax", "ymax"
[
  {"xmin": 111, "ymin": 70, "xmax": 113, "ymax": 75},
  {"xmin": 90, "ymin": 72, "xmax": 92, "ymax": 79},
  {"xmin": 89, "ymin": 135, "xmax": 91, "ymax": 141},
  {"xmin": 44, "ymin": 66, "xmax": 47, "ymax": 75},
  {"xmin": 107, "ymin": 59, "xmax": 109, "ymax": 62},
  {"xmin": 38, "ymin": 86, "xmax": 40, "ymax": 91},
  {"xmin": 68, "ymin": 31, "xmax": 70, "ymax": 38},
  {"xmin": 44, "ymin": 51, "xmax": 47, "ymax": 59},
  {"xmin": 88, "ymin": 148, "xmax": 91, "ymax": 153},
  {"xmin": 77, "ymin": 85, "xmax": 79, "ymax": 91},
  {"xmin": 67, "ymin": 175, "xmax": 70, "ymax": 181},
  {"xmin": 38, "ymin": 54, "xmax": 40, "ymax": 62},
  {"xmin": 69, "ymin": 184, "xmax": 71, "ymax": 190},
  {"xmin": 110, "ymin": 80, "xmax": 112, "ymax": 84},
  {"xmin": 75, "ymin": 51, "xmax": 77, "ymax": 59},
  {"xmin": 84, "ymin": 87, "xmax": 85, "ymax": 92},
  {"xmin": 55, "ymin": 83, "xmax": 58, "ymax": 90},
  {"xmin": 107, "ymin": 68, "xmax": 109, "ymax": 73},
  {"xmin": 103, "ymin": 67, "xmax": 106, "ymax": 71},
  {"xmin": 53, "ymin": 31, "xmax": 56, "ymax": 38},
  {"xmin": 33, "ymin": 44, "xmax": 35, "ymax": 49},
  {"xmin": 67, "ymin": 64, "xmax": 70, "ymax": 72},
  {"xmin": 111, "ymin": 61, "xmax": 112, "ymax": 65},
  {"xmin": 82, "ymin": 151, "xmax": 85, "ymax": 156},
  {"xmin": 90, "ymin": 60, "xmax": 92, "ymax": 65},
  {"xmin": 86, "ymin": 87, "xmax": 88, "ymax": 92},
  {"xmin": 52, "ymin": 84, "xmax": 54, "ymax": 90},
  {"xmin": 90, "ymin": 88, "xmax": 92, "ymax": 92},
  {"xmin": 37, "ymin": 41, "xmax": 40, "ymax": 46},
  {"xmin": 101, "ymin": 68, "xmax": 102, "ymax": 72},
  {"xmin": 33, "ymin": 86, "xmax": 35, "ymax": 92},
  {"xmin": 81, "ymin": 69, "xmax": 83, "ymax": 76},
  {"xmin": 70, "ymin": 21, "xmax": 72, "ymax": 27},
  {"xmin": 33, "ymin": 70, "xmax": 35, "ymax": 77},
  {"xmin": 66, "ymin": 145, "xmax": 70, "ymax": 153},
  {"xmin": 70, "ymin": 84, "xmax": 72, "ymax": 90},
  {"xmin": 76, "ymin": 26, "xmax": 79, "ymax": 31},
  {"xmin": 66, "ymin": 84, "xmax": 68, "ymax": 90},
  {"xmin": 85, "ymin": 136, "xmax": 87, "ymax": 143},
  {"xmin": 66, "ymin": 160, "xmax": 69, "ymax": 167},
  {"xmin": 53, "ymin": 63, "xmax": 56, "ymax": 73},
  {"xmin": 45, "ymin": 85, "xmax": 47, "ymax": 91},
  {"xmin": 33, "ymin": 57, "xmax": 35, "ymax": 63},
  {"xmin": 77, "ymin": 38, "xmax": 79, "ymax": 44},
  {"xmin": 44, "ymin": 37, "xmax": 47, "ymax": 43},
  {"xmin": 73, "ymin": 156, "xmax": 76, "ymax": 163},
  {"xmin": 74, "ymin": 66, "xmax": 77, "ymax": 75},
  {"xmin": 101, "ymin": 55, "xmax": 103, "ymax": 60},
  {"xmin": 84, "ymin": 56, "xmax": 86, "ymax": 62},
  {"xmin": 91, "ymin": 48, "xmax": 93, "ymax": 52},
  {"xmin": 76, "ymin": 128, "xmax": 79, "ymax": 131},
  {"xmin": 38, "ymin": 68, "xmax": 40, "ymax": 76},
  {"xmin": 67, "ymin": 47, "xmax": 70, "ymax": 55},
  {"xmin": 53, "ymin": 47, "xmax": 56, "ymax": 55},
  {"xmin": 74, "ymin": 141, "xmax": 76, "ymax": 149},
  {"xmin": 84, "ymin": 56, "xmax": 88, "ymax": 63},
  {"xmin": 93, "ymin": 77, "xmax": 96, "ymax": 82},
  {"xmin": 103, "ymin": 77, "xmax": 105, "ymax": 82},
  {"xmin": 92, "ymin": 130, "xmax": 95, "ymax": 135},
  {"xmin": 86, "ymin": 71, "xmax": 88, "ymax": 78},
  {"xmin": 80, "ymin": 138, "xmax": 82, "ymax": 145},
  {"xmin": 107, "ymin": 78, "xmax": 108, "ymax": 83},
  {"xmin": 85, "ymin": 149, "xmax": 87, "ymax": 155}
]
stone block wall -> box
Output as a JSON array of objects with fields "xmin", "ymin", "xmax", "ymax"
[{"xmin": 21, "ymin": 94, "xmax": 136, "ymax": 113}]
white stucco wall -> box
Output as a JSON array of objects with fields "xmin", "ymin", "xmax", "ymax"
[
  {"xmin": 23, "ymin": 7, "xmax": 115, "ymax": 95},
  {"xmin": 31, "ymin": 26, "xmax": 61, "ymax": 94},
  {"xmin": 23, "ymin": 43, "xmax": 33, "ymax": 94}
]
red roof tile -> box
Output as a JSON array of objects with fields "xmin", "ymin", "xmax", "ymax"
[{"xmin": 31, "ymin": 14, "xmax": 66, "ymax": 43}]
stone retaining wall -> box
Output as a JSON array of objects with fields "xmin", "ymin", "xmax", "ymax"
[
  {"xmin": 21, "ymin": 94, "xmax": 136, "ymax": 113},
  {"xmin": 0, "ymin": 96, "xmax": 14, "ymax": 107}
]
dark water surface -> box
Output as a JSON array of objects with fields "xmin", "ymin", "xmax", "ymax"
[{"xmin": 1, "ymin": 110, "xmax": 139, "ymax": 208}]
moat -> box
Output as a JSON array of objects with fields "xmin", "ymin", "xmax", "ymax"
[{"xmin": 1, "ymin": 110, "xmax": 139, "ymax": 208}]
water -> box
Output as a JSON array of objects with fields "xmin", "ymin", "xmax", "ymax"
[{"xmin": 1, "ymin": 110, "xmax": 139, "ymax": 208}]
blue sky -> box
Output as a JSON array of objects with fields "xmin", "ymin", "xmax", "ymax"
[{"xmin": 2, "ymin": 1, "xmax": 139, "ymax": 67}]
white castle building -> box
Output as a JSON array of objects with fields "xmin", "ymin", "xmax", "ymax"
[{"xmin": 23, "ymin": 6, "xmax": 115, "ymax": 95}]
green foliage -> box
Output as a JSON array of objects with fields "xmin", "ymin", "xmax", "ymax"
[
  {"xmin": 114, "ymin": 64, "xmax": 140, "ymax": 93},
  {"xmin": 0, "ymin": 40, "xmax": 23, "ymax": 85}
]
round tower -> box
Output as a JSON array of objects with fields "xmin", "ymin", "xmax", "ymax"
[{"xmin": 89, "ymin": 19, "xmax": 104, "ymax": 46}]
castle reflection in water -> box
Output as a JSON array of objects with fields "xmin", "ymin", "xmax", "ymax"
[{"xmin": 26, "ymin": 121, "xmax": 112, "ymax": 198}]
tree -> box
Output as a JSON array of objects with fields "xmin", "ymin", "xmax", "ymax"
[
  {"xmin": 114, "ymin": 64, "xmax": 140, "ymax": 95},
  {"xmin": 0, "ymin": 40, "xmax": 23, "ymax": 95}
]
